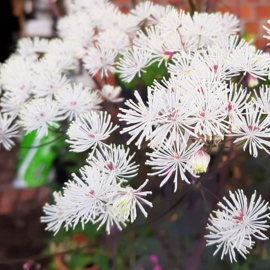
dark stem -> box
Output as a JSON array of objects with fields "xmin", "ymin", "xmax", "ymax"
[
  {"xmin": 205, "ymin": 0, "xmax": 211, "ymax": 12},
  {"xmin": 92, "ymin": 76, "xmax": 103, "ymax": 89},
  {"xmin": 48, "ymin": 0, "xmax": 60, "ymax": 19},
  {"xmin": 20, "ymin": 134, "xmax": 65, "ymax": 149},
  {"xmin": 188, "ymin": 0, "xmax": 196, "ymax": 16}
]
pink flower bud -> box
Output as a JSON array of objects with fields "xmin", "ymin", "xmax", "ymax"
[
  {"xmin": 23, "ymin": 261, "xmax": 33, "ymax": 270},
  {"xmin": 163, "ymin": 51, "xmax": 173, "ymax": 61},
  {"xmin": 247, "ymin": 74, "xmax": 259, "ymax": 87},
  {"xmin": 190, "ymin": 150, "xmax": 210, "ymax": 174},
  {"xmin": 149, "ymin": 254, "xmax": 158, "ymax": 264}
]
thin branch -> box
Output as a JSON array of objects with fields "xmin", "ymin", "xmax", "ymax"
[
  {"xmin": 20, "ymin": 134, "xmax": 65, "ymax": 149},
  {"xmin": 48, "ymin": 0, "xmax": 61, "ymax": 19}
]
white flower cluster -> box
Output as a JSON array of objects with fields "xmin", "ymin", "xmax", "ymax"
[
  {"xmin": 1, "ymin": 0, "xmax": 270, "ymax": 260},
  {"xmin": 41, "ymin": 147, "xmax": 152, "ymax": 235},
  {"xmin": 206, "ymin": 190, "xmax": 270, "ymax": 262}
]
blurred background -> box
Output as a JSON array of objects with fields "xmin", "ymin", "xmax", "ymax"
[{"xmin": 1, "ymin": 0, "xmax": 270, "ymax": 270}]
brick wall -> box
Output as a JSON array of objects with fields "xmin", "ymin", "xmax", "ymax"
[{"xmin": 113, "ymin": 0, "xmax": 270, "ymax": 49}]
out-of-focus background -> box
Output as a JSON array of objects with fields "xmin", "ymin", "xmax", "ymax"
[{"xmin": 1, "ymin": 1, "xmax": 270, "ymax": 270}]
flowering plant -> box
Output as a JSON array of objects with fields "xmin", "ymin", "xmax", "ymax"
[{"xmin": 1, "ymin": 0, "xmax": 270, "ymax": 266}]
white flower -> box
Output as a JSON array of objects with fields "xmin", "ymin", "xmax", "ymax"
[
  {"xmin": 41, "ymin": 192, "xmax": 69, "ymax": 234},
  {"xmin": 17, "ymin": 37, "xmax": 48, "ymax": 57},
  {"xmin": 1, "ymin": 93, "xmax": 24, "ymax": 118},
  {"xmin": 19, "ymin": 98, "xmax": 62, "ymax": 138},
  {"xmin": 134, "ymin": 26, "xmax": 173, "ymax": 67},
  {"xmin": 118, "ymin": 88, "xmax": 163, "ymax": 149},
  {"xmin": 148, "ymin": 4, "xmax": 174, "ymax": 25},
  {"xmin": 206, "ymin": 189, "xmax": 270, "ymax": 262},
  {"xmin": 0, "ymin": 114, "xmax": 19, "ymax": 150},
  {"xmin": 130, "ymin": 1, "xmax": 154, "ymax": 26},
  {"xmin": 97, "ymin": 29, "xmax": 130, "ymax": 54},
  {"xmin": 66, "ymin": 111, "xmax": 119, "ymax": 152},
  {"xmin": 32, "ymin": 71, "xmax": 69, "ymax": 98},
  {"xmin": 88, "ymin": 144, "xmax": 139, "ymax": 183},
  {"xmin": 46, "ymin": 39, "xmax": 77, "ymax": 71},
  {"xmin": 263, "ymin": 20, "xmax": 270, "ymax": 45},
  {"xmin": 227, "ymin": 82, "xmax": 250, "ymax": 128},
  {"xmin": 149, "ymin": 90, "xmax": 198, "ymax": 148},
  {"xmin": 146, "ymin": 138, "xmax": 203, "ymax": 191},
  {"xmin": 168, "ymin": 50, "xmax": 197, "ymax": 77},
  {"xmin": 83, "ymin": 45, "xmax": 117, "ymax": 78},
  {"xmin": 229, "ymin": 44, "xmax": 269, "ymax": 80},
  {"xmin": 65, "ymin": 21, "xmax": 95, "ymax": 58},
  {"xmin": 181, "ymin": 12, "xmax": 221, "ymax": 46},
  {"xmin": 41, "ymin": 166, "xmax": 117, "ymax": 234},
  {"xmin": 2, "ymin": 70, "xmax": 32, "ymax": 103},
  {"xmin": 100, "ymin": 84, "xmax": 124, "ymax": 103},
  {"xmin": 65, "ymin": 166, "xmax": 117, "ymax": 224},
  {"xmin": 55, "ymin": 83, "xmax": 102, "ymax": 120},
  {"xmin": 183, "ymin": 77, "xmax": 229, "ymax": 139},
  {"xmin": 253, "ymin": 85, "xmax": 270, "ymax": 114},
  {"xmin": 230, "ymin": 106, "xmax": 270, "ymax": 157},
  {"xmin": 190, "ymin": 150, "xmax": 210, "ymax": 174},
  {"xmin": 193, "ymin": 46, "xmax": 237, "ymax": 80},
  {"xmin": 117, "ymin": 48, "xmax": 153, "ymax": 83},
  {"xmin": 164, "ymin": 31, "xmax": 198, "ymax": 52},
  {"xmin": 93, "ymin": 203, "xmax": 127, "ymax": 234},
  {"xmin": 158, "ymin": 9, "xmax": 185, "ymax": 37},
  {"xmin": 113, "ymin": 179, "xmax": 153, "ymax": 223},
  {"xmin": 216, "ymin": 12, "xmax": 240, "ymax": 36}
]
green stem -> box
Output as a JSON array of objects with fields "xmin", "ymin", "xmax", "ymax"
[{"xmin": 197, "ymin": 35, "xmax": 201, "ymax": 51}]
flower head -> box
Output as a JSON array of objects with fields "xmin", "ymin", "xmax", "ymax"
[
  {"xmin": 190, "ymin": 150, "xmax": 210, "ymax": 174},
  {"xmin": 19, "ymin": 98, "xmax": 62, "ymax": 138},
  {"xmin": 66, "ymin": 111, "xmax": 119, "ymax": 153},
  {"xmin": 206, "ymin": 189, "xmax": 270, "ymax": 262}
]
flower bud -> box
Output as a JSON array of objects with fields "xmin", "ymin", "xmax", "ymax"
[
  {"xmin": 190, "ymin": 150, "xmax": 210, "ymax": 174},
  {"xmin": 247, "ymin": 74, "xmax": 259, "ymax": 87}
]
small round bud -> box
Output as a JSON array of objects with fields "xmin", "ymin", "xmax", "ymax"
[{"xmin": 190, "ymin": 150, "xmax": 210, "ymax": 174}]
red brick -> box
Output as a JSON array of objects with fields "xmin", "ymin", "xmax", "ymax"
[
  {"xmin": 246, "ymin": 22, "xmax": 259, "ymax": 33},
  {"xmin": 0, "ymin": 190, "xmax": 18, "ymax": 215},
  {"xmin": 255, "ymin": 38, "xmax": 268, "ymax": 49},
  {"xmin": 239, "ymin": 6, "xmax": 252, "ymax": 19},
  {"xmin": 256, "ymin": 6, "xmax": 270, "ymax": 18},
  {"xmin": 20, "ymin": 188, "xmax": 36, "ymax": 202},
  {"xmin": 0, "ymin": 204, "xmax": 13, "ymax": 215},
  {"xmin": 118, "ymin": 6, "xmax": 130, "ymax": 14}
]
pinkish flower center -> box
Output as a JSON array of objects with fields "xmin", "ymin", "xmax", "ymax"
[
  {"xmin": 70, "ymin": 101, "xmax": 77, "ymax": 106},
  {"xmin": 233, "ymin": 210, "xmax": 244, "ymax": 223},
  {"xmin": 248, "ymin": 125, "xmax": 260, "ymax": 132},
  {"xmin": 197, "ymin": 87, "xmax": 204, "ymax": 95},
  {"xmin": 86, "ymin": 190, "xmax": 95, "ymax": 197},
  {"xmin": 228, "ymin": 102, "xmax": 232, "ymax": 112},
  {"xmin": 199, "ymin": 109, "xmax": 205, "ymax": 118},
  {"xmin": 167, "ymin": 108, "xmax": 178, "ymax": 122},
  {"xmin": 173, "ymin": 152, "xmax": 180, "ymax": 160},
  {"xmin": 163, "ymin": 51, "xmax": 173, "ymax": 61},
  {"xmin": 105, "ymin": 161, "xmax": 114, "ymax": 171}
]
